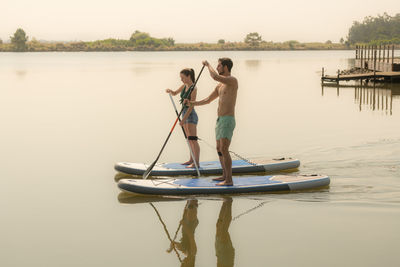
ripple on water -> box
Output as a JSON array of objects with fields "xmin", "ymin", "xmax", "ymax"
[{"xmin": 295, "ymin": 138, "xmax": 400, "ymax": 204}]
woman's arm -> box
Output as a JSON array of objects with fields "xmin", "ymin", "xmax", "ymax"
[{"xmin": 166, "ymin": 84, "xmax": 185, "ymax": 96}]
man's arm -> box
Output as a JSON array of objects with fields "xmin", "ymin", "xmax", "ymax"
[
  {"xmin": 184, "ymin": 86, "xmax": 219, "ymax": 107},
  {"xmin": 203, "ymin": 61, "xmax": 236, "ymax": 85}
]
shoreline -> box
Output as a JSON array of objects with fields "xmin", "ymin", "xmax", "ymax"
[
  {"xmin": 0, "ymin": 47, "xmax": 356, "ymax": 52},
  {"xmin": 0, "ymin": 42, "xmax": 356, "ymax": 52}
]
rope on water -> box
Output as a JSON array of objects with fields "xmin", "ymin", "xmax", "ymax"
[
  {"xmin": 198, "ymin": 137, "xmax": 257, "ymax": 166},
  {"xmin": 232, "ymin": 201, "xmax": 269, "ymax": 222}
]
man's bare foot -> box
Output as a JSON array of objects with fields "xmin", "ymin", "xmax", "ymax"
[
  {"xmin": 181, "ymin": 160, "xmax": 192, "ymax": 165},
  {"xmin": 212, "ymin": 177, "xmax": 225, "ymax": 181},
  {"xmin": 216, "ymin": 181, "xmax": 233, "ymax": 186}
]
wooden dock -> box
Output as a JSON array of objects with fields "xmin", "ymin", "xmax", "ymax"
[
  {"xmin": 321, "ymin": 44, "xmax": 400, "ymax": 83},
  {"xmin": 354, "ymin": 44, "xmax": 399, "ymax": 72},
  {"xmin": 322, "ymin": 71, "xmax": 400, "ymax": 83}
]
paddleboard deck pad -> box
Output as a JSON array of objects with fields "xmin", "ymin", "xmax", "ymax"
[
  {"xmin": 118, "ymin": 174, "xmax": 329, "ymax": 195},
  {"xmin": 114, "ymin": 158, "xmax": 300, "ymax": 176}
]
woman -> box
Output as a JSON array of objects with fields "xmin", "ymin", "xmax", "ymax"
[{"xmin": 166, "ymin": 68, "xmax": 200, "ymax": 168}]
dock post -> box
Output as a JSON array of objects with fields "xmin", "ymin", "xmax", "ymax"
[
  {"xmin": 362, "ymin": 45, "xmax": 367, "ymax": 69},
  {"xmin": 383, "ymin": 45, "xmax": 386, "ymax": 63},
  {"xmin": 360, "ymin": 45, "xmax": 364, "ymax": 70},
  {"xmin": 379, "ymin": 44, "xmax": 381, "ymax": 61},
  {"xmin": 387, "ymin": 45, "xmax": 390, "ymax": 63},
  {"xmin": 374, "ymin": 49, "xmax": 377, "ymax": 81},
  {"xmin": 392, "ymin": 45, "xmax": 395, "ymax": 67},
  {"xmin": 378, "ymin": 44, "xmax": 381, "ymax": 71},
  {"xmin": 365, "ymin": 45, "xmax": 367, "ymax": 69},
  {"xmin": 371, "ymin": 45, "xmax": 373, "ymax": 69},
  {"xmin": 355, "ymin": 45, "xmax": 358, "ymax": 59},
  {"xmin": 364, "ymin": 45, "xmax": 367, "ymax": 69},
  {"xmin": 370, "ymin": 45, "xmax": 372, "ymax": 61},
  {"xmin": 337, "ymin": 69, "xmax": 340, "ymax": 84}
]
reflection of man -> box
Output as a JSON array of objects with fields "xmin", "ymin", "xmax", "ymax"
[
  {"xmin": 215, "ymin": 197, "xmax": 235, "ymax": 267},
  {"xmin": 170, "ymin": 199, "xmax": 199, "ymax": 267}
]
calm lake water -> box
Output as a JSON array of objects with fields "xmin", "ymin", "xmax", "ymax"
[{"xmin": 1, "ymin": 51, "xmax": 399, "ymax": 267}]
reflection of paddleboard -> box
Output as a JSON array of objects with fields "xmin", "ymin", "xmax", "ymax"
[
  {"xmin": 118, "ymin": 174, "xmax": 330, "ymax": 195},
  {"xmin": 114, "ymin": 158, "xmax": 300, "ymax": 176},
  {"xmin": 118, "ymin": 192, "xmax": 187, "ymax": 204}
]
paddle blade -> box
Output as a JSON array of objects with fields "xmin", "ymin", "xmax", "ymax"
[{"xmin": 143, "ymin": 161, "xmax": 156, "ymax": 179}]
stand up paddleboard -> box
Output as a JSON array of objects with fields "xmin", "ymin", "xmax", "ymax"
[
  {"xmin": 118, "ymin": 174, "xmax": 329, "ymax": 195},
  {"xmin": 114, "ymin": 158, "xmax": 300, "ymax": 176}
]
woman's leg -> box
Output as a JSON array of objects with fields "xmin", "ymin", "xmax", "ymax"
[
  {"xmin": 182, "ymin": 123, "xmax": 193, "ymax": 165},
  {"xmin": 186, "ymin": 123, "xmax": 200, "ymax": 168}
]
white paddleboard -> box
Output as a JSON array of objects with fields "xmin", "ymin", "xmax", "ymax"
[{"xmin": 114, "ymin": 158, "xmax": 300, "ymax": 176}]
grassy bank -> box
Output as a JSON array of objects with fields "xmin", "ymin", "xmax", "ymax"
[{"xmin": 0, "ymin": 40, "xmax": 353, "ymax": 52}]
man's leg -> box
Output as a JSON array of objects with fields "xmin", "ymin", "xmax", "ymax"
[
  {"xmin": 213, "ymin": 139, "xmax": 226, "ymax": 181},
  {"xmin": 216, "ymin": 138, "xmax": 233, "ymax": 186}
]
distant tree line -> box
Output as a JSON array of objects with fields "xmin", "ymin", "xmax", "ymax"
[
  {"xmin": 0, "ymin": 29, "xmax": 349, "ymax": 52},
  {"xmin": 347, "ymin": 13, "xmax": 400, "ymax": 45},
  {"xmin": 5, "ymin": 20, "xmax": 400, "ymax": 52}
]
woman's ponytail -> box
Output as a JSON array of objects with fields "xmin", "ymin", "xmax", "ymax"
[{"xmin": 180, "ymin": 68, "xmax": 196, "ymax": 83}]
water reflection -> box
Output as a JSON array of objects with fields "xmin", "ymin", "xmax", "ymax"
[
  {"xmin": 321, "ymin": 82, "xmax": 400, "ymax": 115},
  {"xmin": 122, "ymin": 196, "xmax": 236, "ymax": 266},
  {"xmin": 131, "ymin": 62, "xmax": 175, "ymax": 74},
  {"xmin": 215, "ymin": 198, "xmax": 235, "ymax": 267},
  {"xmin": 118, "ymin": 192, "xmax": 187, "ymax": 204},
  {"xmin": 244, "ymin": 60, "xmax": 261, "ymax": 69},
  {"xmin": 355, "ymin": 85, "xmax": 392, "ymax": 114},
  {"xmin": 163, "ymin": 199, "xmax": 199, "ymax": 266},
  {"xmin": 15, "ymin": 69, "xmax": 27, "ymax": 78},
  {"xmin": 151, "ymin": 198, "xmax": 234, "ymax": 267}
]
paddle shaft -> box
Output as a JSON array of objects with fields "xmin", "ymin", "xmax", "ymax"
[
  {"xmin": 169, "ymin": 94, "xmax": 200, "ymax": 176},
  {"xmin": 143, "ymin": 65, "xmax": 205, "ymax": 179}
]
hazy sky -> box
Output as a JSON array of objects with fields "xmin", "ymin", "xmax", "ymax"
[{"xmin": 2, "ymin": 0, "xmax": 399, "ymax": 43}]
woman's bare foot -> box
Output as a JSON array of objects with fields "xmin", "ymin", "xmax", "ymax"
[
  {"xmin": 181, "ymin": 160, "xmax": 193, "ymax": 165},
  {"xmin": 216, "ymin": 181, "xmax": 233, "ymax": 186},
  {"xmin": 186, "ymin": 163, "xmax": 199, "ymax": 168},
  {"xmin": 212, "ymin": 177, "xmax": 225, "ymax": 181}
]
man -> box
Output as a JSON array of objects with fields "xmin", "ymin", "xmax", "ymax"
[{"xmin": 184, "ymin": 58, "xmax": 238, "ymax": 186}]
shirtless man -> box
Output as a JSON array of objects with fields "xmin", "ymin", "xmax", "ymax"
[{"xmin": 184, "ymin": 58, "xmax": 238, "ymax": 186}]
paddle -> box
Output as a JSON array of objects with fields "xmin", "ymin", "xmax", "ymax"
[
  {"xmin": 143, "ymin": 65, "xmax": 205, "ymax": 179},
  {"xmin": 168, "ymin": 94, "xmax": 201, "ymax": 176}
]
